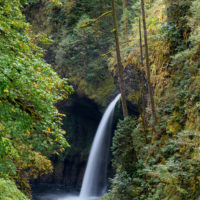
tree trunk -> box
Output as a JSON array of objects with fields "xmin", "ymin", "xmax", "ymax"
[
  {"xmin": 122, "ymin": 0, "xmax": 128, "ymax": 41},
  {"xmin": 139, "ymin": 17, "xmax": 148, "ymax": 140},
  {"xmin": 140, "ymin": 0, "xmax": 157, "ymax": 132},
  {"xmin": 122, "ymin": 0, "xmax": 127, "ymax": 9},
  {"xmin": 112, "ymin": 0, "xmax": 128, "ymax": 117}
]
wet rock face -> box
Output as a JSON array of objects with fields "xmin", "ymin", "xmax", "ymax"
[
  {"xmin": 114, "ymin": 64, "xmax": 147, "ymax": 97},
  {"xmin": 58, "ymin": 94, "xmax": 103, "ymax": 189},
  {"xmin": 113, "ymin": 64, "xmax": 144, "ymax": 117}
]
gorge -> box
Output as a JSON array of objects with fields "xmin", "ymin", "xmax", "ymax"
[{"xmin": 1, "ymin": 1, "xmax": 199, "ymax": 200}]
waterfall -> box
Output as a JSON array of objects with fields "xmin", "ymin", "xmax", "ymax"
[{"xmin": 79, "ymin": 94, "xmax": 121, "ymax": 200}]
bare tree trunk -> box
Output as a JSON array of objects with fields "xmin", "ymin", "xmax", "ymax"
[
  {"xmin": 122, "ymin": 0, "xmax": 127, "ymax": 9},
  {"xmin": 122, "ymin": 0, "xmax": 128, "ymax": 41},
  {"xmin": 112, "ymin": 0, "xmax": 128, "ymax": 117},
  {"xmin": 139, "ymin": 17, "xmax": 148, "ymax": 141},
  {"xmin": 140, "ymin": 0, "xmax": 157, "ymax": 132}
]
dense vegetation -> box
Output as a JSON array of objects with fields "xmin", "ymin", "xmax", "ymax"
[
  {"xmin": 0, "ymin": 0, "xmax": 72, "ymax": 199},
  {"xmin": 0, "ymin": 178, "xmax": 29, "ymax": 200},
  {"xmin": 0, "ymin": 0, "xmax": 200, "ymax": 199},
  {"xmin": 24, "ymin": 0, "xmax": 120, "ymax": 106},
  {"xmin": 100, "ymin": 0, "xmax": 200, "ymax": 199}
]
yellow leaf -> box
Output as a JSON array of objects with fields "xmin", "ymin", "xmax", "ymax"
[
  {"xmin": 26, "ymin": 130, "xmax": 31, "ymax": 135},
  {"xmin": 80, "ymin": 23, "xmax": 90, "ymax": 28},
  {"xmin": 3, "ymin": 89, "xmax": 9, "ymax": 93},
  {"xmin": 179, "ymin": 148, "xmax": 185, "ymax": 153},
  {"xmin": 111, "ymin": 28, "xmax": 116, "ymax": 33},
  {"xmin": 189, "ymin": 169, "xmax": 193, "ymax": 173}
]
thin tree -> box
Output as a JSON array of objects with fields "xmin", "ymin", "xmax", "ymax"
[
  {"xmin": 138, "ymin": 17, "xmax": 148, "ymax": 141},
  {"xmin": 140, "ymin": 0, "xmax": 157, "ymax": 133},
  {"xmin": 122, "ymin": 0, "xmax": 127, "ymax": 12},
  {"xmin": 122, "ymin": 0, "xmax": 128, "ymax": 41},
  {"xmin": 112, "ymin": 0, "xmax": 128, "ymax": 117}
]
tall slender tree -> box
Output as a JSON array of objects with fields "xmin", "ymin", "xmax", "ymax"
[
  {"xmin": 140, "ymin": 0, "xmax": 157, "ymax": 133},
  {"xmin": 112, "ymin": 0, "xmax": 128, "ymax": 117},
  {"xmin": 139, "ymin": 17, "xmax": 148, "ymax": 140},
  {"xmin": 122, "ymin": 0, "xmax": 128, "ymax": 41},
  {"xmin": 122, "ymin": 0, "xmax": 127, "ymax": 10}
]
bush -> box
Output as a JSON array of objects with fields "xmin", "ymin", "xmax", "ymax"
[{"xmin": 0, "ymin": 179, "xmax": 29, "ymax": 200}]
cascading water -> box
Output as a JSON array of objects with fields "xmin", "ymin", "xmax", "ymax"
[
  {"xmin": 38, "ymin": 94, "xmax": 121, "ymax": 200},
  {"xmin": 79, "ymin": 94, "xmax": 121, "ymax": 200}
]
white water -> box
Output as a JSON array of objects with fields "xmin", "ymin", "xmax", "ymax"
[{"xmin": 79, "ymin": 94, "xmax": 121, "ymax": 200}]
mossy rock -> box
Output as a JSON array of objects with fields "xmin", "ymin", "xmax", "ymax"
[{"xmin": 0, "ymin": 179, "xmax": 30, "ymax": 200}]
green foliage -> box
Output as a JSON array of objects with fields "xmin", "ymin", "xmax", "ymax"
[
  {"xmin": 0, "ymin": 137, "xmax": 18, "ymax": 178},
  {"xmin": 24, "ymin": 0, "xmax": 119, "ymax": 106},
  {"xmin": 103, "ymin": 129, "xmax": 200, "ymax": 200},
  {"xmin": 102, "ymin": 0, "xmax": 200, "ymax": 200},
  {"xmin": 54, "ymin": 7, "xmax": 116, "ymax": 105},
  {"xmin": 103, "ymin": 171, "xmax": 135, "ymax": 200},
  {"xmin": 101, "ymin": 118, "xmax": 145, "ymax": 200},
  {"xmin": 0, "ymin": 0, "xmax": 72, "ymax": 196},
  {"xmin": 143, "ymin": 130, "xmax": 200, "ymax": 200},
  {"xmin": 0, "ymin": 179, "xmax": 30, "ymax": 200},
  {"xmin": 56, "ymin": 14, "xmax": 108, "ymax": 83},
  {"xmin": 18, "ymin": 0, "xmax": 200, "ymax": 199},
  {"xmin": 112, "ymin": 117, "xmax": 138, "ymax": 173},
  {"xmin": 163, "ymin": 0, "xmax": 191, "ymax": 52}
]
